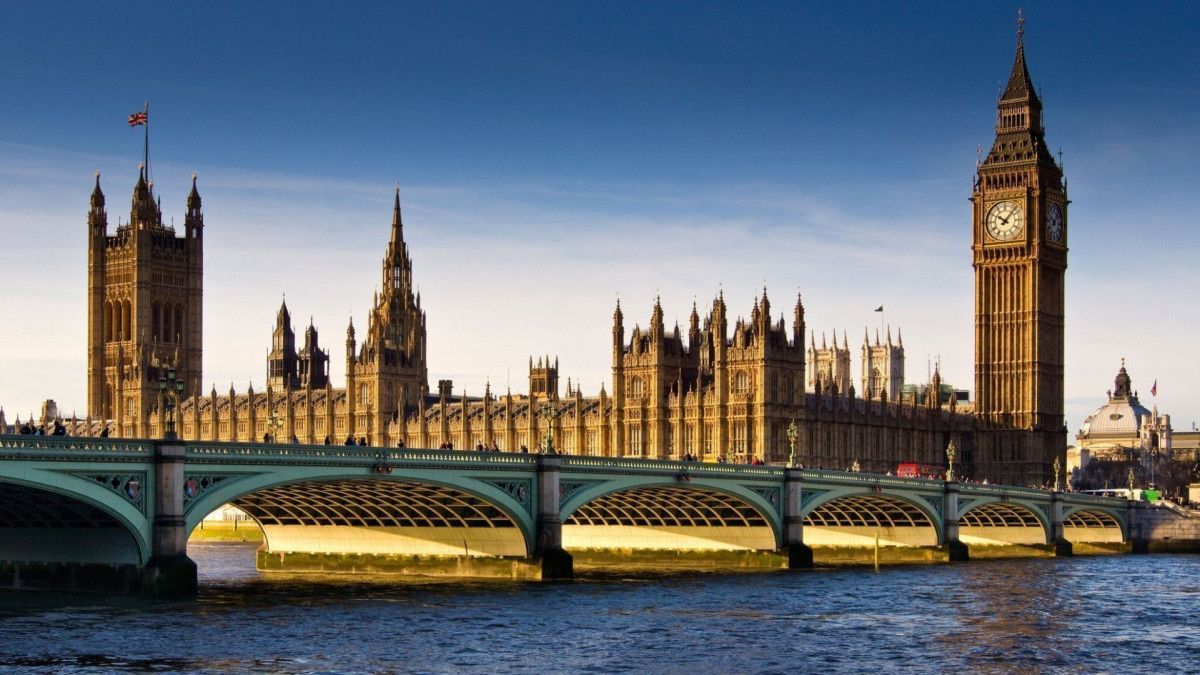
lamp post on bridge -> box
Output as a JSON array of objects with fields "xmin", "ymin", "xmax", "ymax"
[
  {"xmin": 786, "ymin": 420, "xmax": 799, "ymax": 468},
  {"xmin": 540, "ymin": 399, "xmax": 560, "ymax": 454},
  {"xmin": 157, "ymin": 365, "xmax": 185, "ymax": 441},
  {"xmin": 1053, "ymin": 456, "xmax": 1063, "ymax": 492},
  {"xmin": 945, "ymin": 439, "xmax": 957, "ymax": 482},
  {"xmin": 266, "ymin": 411, "xmax": 282, "ymax": 444}
]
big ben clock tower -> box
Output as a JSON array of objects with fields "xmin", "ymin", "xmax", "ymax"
[{"xmin": 972, "ymin": 17, "xmax": 1068, "ymax": 480}]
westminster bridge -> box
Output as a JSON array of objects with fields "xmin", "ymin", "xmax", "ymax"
[{"xmin": 0, "ymin": 436, "xmax": 1136, "ymax": 595}]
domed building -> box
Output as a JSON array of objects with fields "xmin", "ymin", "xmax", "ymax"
[{"xmin": 1073, "ymin": 362, "xmax": 1197, "ymax": 466}]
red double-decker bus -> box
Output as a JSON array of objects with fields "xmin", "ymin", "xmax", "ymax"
[{"xmin": 896, "ymin": 462, "xmax": 945, "ymax": 479}]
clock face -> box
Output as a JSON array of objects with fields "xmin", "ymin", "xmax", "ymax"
[
  {"xmin": 986, "ymin": 200, "xmax": 1024, "ymax": 241},
  {"xmin": 1046, "ymin": 202, "xmax": 1064, "ymax": 242}
]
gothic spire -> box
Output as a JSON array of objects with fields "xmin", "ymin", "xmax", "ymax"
[
  {"xmin": 90, "ymin": 171, "xmax": 105, "ymax": 209},
  {"xmin": 391, "ymin": 185, "xmax": 404, "ymax": 243},
  {"xmin": 187, "ymin": 172, "xmax": 201, "ymax": 210},
  {"xmin": 276, "ymin": 296, "xmax": 291, "ymax": 328},
  {"xmin": 1001, "ymin": 9, "xmax": 1040, "ymax": 107},
  {"xmin": 129, "ymin": 164, "xmax": 160, "ymax": 228}
]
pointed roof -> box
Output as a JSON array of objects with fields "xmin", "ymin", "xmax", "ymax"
[
  {"xmin": 90, "ymin": 171, "xmax": 105, "ymax": 208},
  {"xmin": 187, "ymin": 172, "xmax": 201, "ymax": 209},
  {"xmin": 276, "ymin": 297, "xmax": 291, "ymax": 328},
  {"xmin": 1001, "ymin": 15, "xmax": 1040, "ymax": 106},
  {"xmin": 391, "ymin": 185, "xmax": 404, "ymax": 242}
]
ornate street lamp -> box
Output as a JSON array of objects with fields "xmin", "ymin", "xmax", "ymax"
[
  {"xmin": 540, "ymin": 399, "xmax": 560, "ymax": 454},
  {"xmin": 267, "ymin": 411, "xmax": 282, "ymax": 444},
  {"xmin": 1053, "ymin": 456, "xmax": 1063, "ymax": 492},
  {"xmin": 1127, "ymin": 467, "xmax": 1136, "ymax": 498},
  {"xmin": 786, "ymin": 420, "xmax": 799, "ymax": 468},
  {"xmin": 945, "ymin": 439, "xmax": 957, "ymax": 482},
  {"xmin": 850, "ymin": 459, "xmax": 861, "ymax": 473},
  {"xmin": 157, "ymin": 365, "xmax": 185, "ymax": 440}
]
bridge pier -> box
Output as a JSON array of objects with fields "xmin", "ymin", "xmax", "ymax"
[
  {"xmin": 1050, "ymin": 492, "xmax": 1073, "ymax": 557},
  {"xmin": 535, "ymin": 455, "xmax": 574, "ymax": 579},
  {"xmin": 781, "ymin": 468, "xmax": 813, "ymax": 568},
  {"xmin": 944, "ymin": 482, "xmax": 969, "ymax": 562},
  {"xmin": 145, "ymin": 442, "xmax": 197, "ymax": 596},
  {"xmin": 1129, "ymin": 500, "xmax": 1150, "ymax": 554}
]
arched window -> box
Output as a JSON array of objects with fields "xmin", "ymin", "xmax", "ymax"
[
  {"xmin": 630, "ymin": 377, "xmax": 645, "ymax": 398},
  {"xmin": 104, "ymin": 301, "xmax": 114, "ymax": 341},
  {"xmin": 152, "ymin": 302, "xmax": 162, "ymax": 341},
  {"xmin": 359, "ymin": 383, "xmax": 370, "ymax": 406},
  {"xmin": 733, "ymin": 422, "xmax": 747, "ymax": 455},
  {"xmin": 734, "ymin": 371, "xmax": 749, "ymax": 393},
  {"xmin": 122, "ymin": 300, "xmax": 132, "ymax": 341},
  {"xmin": 174, "ymin": 304, "xmax": 184, "ymax": 343}
]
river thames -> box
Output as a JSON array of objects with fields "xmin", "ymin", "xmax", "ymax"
[{"xmin": 0, "ymin": 544, "xmax": 1196, "ymax": 673}]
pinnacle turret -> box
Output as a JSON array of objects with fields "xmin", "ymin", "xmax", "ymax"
[
  {"xmin": 276, "ymin": 297, "xmax": 291, "ymax": 327},
  {"xmin": 90, "ymin": 172, "xmax": 105, "ymax": 209},
  {"xmin": 187, "ymin": 172, "xmax": 201, "ymax": 210}
]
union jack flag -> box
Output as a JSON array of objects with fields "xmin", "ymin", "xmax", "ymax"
[{"xmin": 127, "ymin": 111, "xmax": 148, "ymax": 127}]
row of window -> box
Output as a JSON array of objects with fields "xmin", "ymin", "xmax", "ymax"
[{"xmin": 102, "ymin": 299, "xmax": 186, "ymax": 343}]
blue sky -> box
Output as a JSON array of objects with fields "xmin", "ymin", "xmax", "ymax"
[{"xmin": 0, "ymin": 2, "xmax": 1197, "ymax": 433}]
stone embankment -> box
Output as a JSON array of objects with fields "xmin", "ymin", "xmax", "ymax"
[{"xmin": 1132, "ymin": 501, "xmax": 1200, "ymax": 553}]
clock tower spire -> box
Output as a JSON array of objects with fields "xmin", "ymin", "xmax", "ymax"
[{"xmin": 971, "ymin": 14, "xmax": 1068, "ymax": 483}]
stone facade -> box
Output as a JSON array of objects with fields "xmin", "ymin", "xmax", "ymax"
[
  {"xmin": 861, "ymin": 327, "xmax": 904, "ymax": 403},
  {"xmin": 86, "ymin": 170, "xmax": 203, "ymax": 438},
  {"xmin": 73, "ymin": 33, "xmax": 1068, "ymax": 487}
]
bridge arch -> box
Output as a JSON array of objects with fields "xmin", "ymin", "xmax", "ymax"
[
  {"xmin": 957, "ymin": 500, "xmax": 1050, "ymax": 546},
  {"xmin": 800, "ymin": 491, "xmax": 942, "ymax": 547},
  {"xmin": 0, "ymin": 477, "xmax": 149, "ymax": 566},
  {"xmin": 560, "ymin": 479, "xmax": 782, "ymax": 551},
  {"xmin": 183, "ymin": 471, "xmax": 535, "ymax": 557},
  {"xmin": 1062, "ymin": 507, "xmax": 1126, "ymax": 544}
]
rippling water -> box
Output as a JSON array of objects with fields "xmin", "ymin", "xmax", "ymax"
[{"xmin": 0, "ymin": 544, "xmax": 1197, "ymax": 673}]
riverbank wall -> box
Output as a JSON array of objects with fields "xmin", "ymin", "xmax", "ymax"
[{"xmin": 1131, "ymin": 502, "xmax": 1200, "ymax": 553}]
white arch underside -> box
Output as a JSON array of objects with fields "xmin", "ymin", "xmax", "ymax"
[
  {"xmin": 1063, "ymin": 509, "xmax": 1124, "ymax": 543},
  {"xmin": 804, "ymin": 495, "xmax": 938, "ymax": 547},
  {"xmin": 232, "ymin": 480, "xmax": 526, "ymax": 557},
  {"xmin": 959, "ymin": 502, "xmax": 1047, "ymax": 546},
  {"xmin": 563, "ymin": 486, "xmax": 776, "ymax": 551}
]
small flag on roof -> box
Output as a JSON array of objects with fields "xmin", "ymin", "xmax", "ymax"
[{"xmin": 127, "ymin": 111, "xmax": 148, "ymax": 127}]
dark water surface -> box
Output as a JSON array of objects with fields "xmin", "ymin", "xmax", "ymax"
[{"xmin": 0, "ymin": 544, "xmax": 1196, "ymax": 673}]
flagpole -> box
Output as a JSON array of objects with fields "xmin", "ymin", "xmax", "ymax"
[{"xmin": 143, "ymin": 101, "xmax": 150, "ymax": 185}]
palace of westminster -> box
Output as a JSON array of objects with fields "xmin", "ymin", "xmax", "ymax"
[{"xmin": 4, "ymin": 31, "xmax": 1094, "ymax": 486}]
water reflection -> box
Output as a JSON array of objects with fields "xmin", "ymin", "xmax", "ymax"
[{"xmin": 0, "ymin": 544, "xmax": 1197, "ymax": 674}]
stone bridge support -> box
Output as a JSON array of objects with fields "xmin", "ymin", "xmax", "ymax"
[
  {"xmin": 147, "ymin": 442, "xmax": 198, "ymax": 595},
  {"xmin": 1050, "ymin": 493, "xmax": 1073, "ymax": 556},
  {"xmin": 943, "ymin": 482, "xmax": 968, "ymax": 561},
  {"xmin": 781, "ymin": 468, "xmax": 812, "ymax": 568},
  {"xmin": 535, "ymin": 455, "xmax": 573, "ymax": 579}
]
